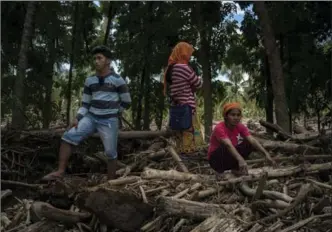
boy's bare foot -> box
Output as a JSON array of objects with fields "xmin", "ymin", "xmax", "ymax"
[{"xmin": 41, "ymin": 171, "xmax": 64, "ymax": 181}]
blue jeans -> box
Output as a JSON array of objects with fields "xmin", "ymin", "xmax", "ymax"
[{"xmin": 62, "ymin": 113, "xmax": 119, "ymax": 160}]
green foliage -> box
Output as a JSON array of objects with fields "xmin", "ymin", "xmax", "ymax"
[{"xmin": 2, "ymin": 1, "xmax": 330, "ymax": 129}]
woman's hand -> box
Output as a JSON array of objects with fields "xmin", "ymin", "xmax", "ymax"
[
  {"xmin": 238, "ymin": 158, "xmax": 249, "ymax": 175},
  {"xmin": 266, "ymin": 154, "xmax": 277, "ymax": 168}
]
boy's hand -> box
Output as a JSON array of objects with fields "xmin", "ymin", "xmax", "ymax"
[{"xmin": 70, "ymin": 118, "xmax": 78, "ymax": 129}]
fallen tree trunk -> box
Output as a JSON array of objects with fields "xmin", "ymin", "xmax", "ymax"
[
  {"xmin": 19, "ymin": 129, "xmax": 174, "ymax": 140},
  {"xmin": 259, "ymin": 120, "xmax": 322, "ymax": 142},
  {"xmin": 256, "ymin": 138, "xmax": 322, "ymax": 154},
  {"xmin": 142, "ymin": 162, "xmax": 332, "ymax": 185}
]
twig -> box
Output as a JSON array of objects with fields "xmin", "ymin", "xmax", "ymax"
[
  {"xmin": 139, "ymin": 186, "xmax": 149, "ymax": 203},
  {"xmin": 279, "ymin": 213, "xmax": 332, "ymax": 232},
  {"xmin": 172, "ymin": 218, "xmax": 188, "ymax": 232},
  {"xmin": 306, "ymin": 178, "xmax": 332, "ymax": 191},
  {"xmin": 1, "ymin": 189, "xmax": 13, "ymax": 200},
  {"xmin": 1, "ymin": 179, "xmax": 44, "ymax": 189}
]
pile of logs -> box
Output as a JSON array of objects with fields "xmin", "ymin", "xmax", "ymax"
[{"xmin": 1, "ymin": 120, "xmax": 332, "ymax": 232}]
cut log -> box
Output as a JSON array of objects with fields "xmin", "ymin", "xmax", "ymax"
[
  {"xmin": 76, "ymin": 189, "xmax": 153, "ymax": 232},
  {"xmin": 259, "ymin": 120, "xmax": 292, "ymax": 140},
  {"xmin": 239, "ymin": 182, "xmax": 293, "ymax": 203},
  {"xmin": 259, "ymin": 120, "xmax": 322, "ymax": 142},
  {"xmin": 148, "ymin": 149, "xmax": 167, "ymax": 160},
  {"xmin": 259, "ymin": 183, "xmax": 312, "ymax": 223},
  {"xmin": 141, "ymin": 168, "xmax": 210, "ymax": 182},
  {"xmin": 157, "ymin": 196, "xmax": 248, "ymax": 220},
  {"xmin": 30, "ymin": 201, "xmax": 91, "ymax": 224},
  {"xmin": 190, "ymin": 214, "xmax": 245, "ymax": 232},
  {"xmin": 256, "ymin": 138, "xmax": 322, "ymax": 154},
  {"xmin": 293, "ymin": 124, "xmax": 308, "ymax": 134},
  {"xmin": 141, "ymin": 162, "xmax": 332, "ymax": 185},
  {"xmin": 167, "ymin": 146, "xmax": 189, "ymax": 172},
  {"xmin": 87, "ymin": 176, "xmax": 141, "ymax": 192},
  {"xmin": 247, "ymin": 154, "xmax": 332, "ymax": 164},
  {"xmin": 20, "ymin": 129, "xmax": 174, "ymax": 140},
  {"xmin": 307, "ymin": 133, "xmax": 332, "ymax": 147},
  {"xmin": 247, "ymin": 223, "xmax": 264, "ymax": 232},
  {"xmin": 251, "ymin": 199, "xmax": 289, "ymax": 210},
  {"xmin": 279, "ymin": 213, "xmax": 332, "ymax": 232}
]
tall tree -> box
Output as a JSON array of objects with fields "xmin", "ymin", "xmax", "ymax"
[
  {"xmin": 11, "ymin": 1, "xmax": 37, "ymax": 129},
  {"xmin": 66, "ymin": 2, "xmax": 79, "ymax": 125},
  {"xmin": 253, "ymin": 2, "xmax": 290, "ymax": 132}
]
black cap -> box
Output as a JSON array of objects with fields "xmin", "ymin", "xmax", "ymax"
[{"xmin": 92, "ymin": 45, "xmax": 112, "ymax": 59}]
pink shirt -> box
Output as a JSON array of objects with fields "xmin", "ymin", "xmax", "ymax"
[{"xmin": 207, "ymin": 122, "xmax": 250, "ymax": 159}]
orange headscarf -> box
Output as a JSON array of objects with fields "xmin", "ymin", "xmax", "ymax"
[
  {"xmin": 223, "ymin": 102, "xmax": 242, "ymax": 117},
  {"xmin": 163, "ymin": 42, "xmax": 194, "ymax": 96}
]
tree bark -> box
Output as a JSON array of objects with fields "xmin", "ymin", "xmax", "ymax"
[
  {"xmin": 264, "ymin": 55, "xmax": 274, "ymax": 133},
  {"xmin": 157, "ymin": 197, "xmax": 241, "ymax": 219},
  {"xmin": 196, "ymin": 2, "xmax": 213, "ymax": 141},
  {"xmin": 254, "ymin": 2, "xmax": 290, "ymax": 132},
  {"xmin": 66, "ymin": 2, "xmax": 79, "ymax": 126},
  {"xmin": 12, "ymin": 1, "xmax": 37, "ymax": 129},
  {"xmin": 142, "ymin": 2, "xmax": 154, "ymax": 130},
  {"xmin": 135, "ymin": 69, "xmax": 145, "ymax": 130},
  {"xmin": 103, "ymin": 2, "xmax": 115, "ymax": 46},
  {"xmin": 42, "ymin": 38, "xmax": 56, "ymax": 129}
]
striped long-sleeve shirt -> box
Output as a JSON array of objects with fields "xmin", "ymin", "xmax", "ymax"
[
  {"xmin": 76, "ymin": 72, "xmax": 131, "ymax": 120},
  {"xmin": 170, "ymin": 64, "xmax": 202, "ymax": 109}
]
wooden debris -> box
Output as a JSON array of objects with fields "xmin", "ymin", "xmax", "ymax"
[
  {"xmin": 2, "ymin": 123, "xmax": 332, "ymax": 232},
  {"xmin": 30, "ymin": 201, "xmax": 90, "ymax": 224},
  {"xmin": 1, "ymin": 189, "xmax": 12, "ymax": 200},
  {"xmin": 77, "ymin": 189, "xmax": 154, "ymax": 232},
  {"xmin": 167, "ymin": 146, "xmax": 189, "ymax": 172}
]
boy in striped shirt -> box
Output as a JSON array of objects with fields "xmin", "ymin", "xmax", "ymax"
[{"xmin": 42, "ymin": 46, "xmax": 131, "ymax": 180}]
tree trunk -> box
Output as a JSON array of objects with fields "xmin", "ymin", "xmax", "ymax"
[
  {"xmin": 103, "ymin": 2, "xmax": 115, "ymax": 46},
  {"xmin": 42, "ymin": 39, "xmax": 56, "ymax": 129},
  {"xmin": 12, "ymin": 2, "xmax": 37, "ymax": 129},
  {"xmin": 135, "ymin": 69, "xmax": 145, "ymax": 130},
  {"xmin": 196, "ymin": 2, "xmax": 213, "ymax": 141},
  {"xmin": 142, "ymin": 2, "xmax": 155, "ymax": 130},
  {"xmin": 156, "ymin": 82, "xmax": 165, "ymax": 130},
  {"xmin": 264, "ymin": 55, "xmax": 274, "ymax": 134},
  {"xmin": 66, "ymin": 2, "xmax": 79, "ymax": 126},
  {"xmin": 254, "ymin": 2, "xmax": 290, "ymax": 132}
]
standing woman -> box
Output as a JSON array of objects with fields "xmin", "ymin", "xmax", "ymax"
[{"xmin": 163, "ymin": 42, "xmax": 205, "ymax": 154}]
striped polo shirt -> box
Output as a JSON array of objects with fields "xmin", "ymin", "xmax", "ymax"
[
  {"xmin": 170, "ymin": 64, "xmax": 202, "ymax": 109},
  {"xmin": 76, "ymin": 72, "xmax": 131, "ymax": 120}
]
